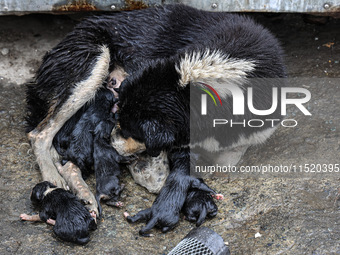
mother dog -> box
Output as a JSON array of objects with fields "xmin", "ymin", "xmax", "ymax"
[{"xmin": 26, "ymin": 4, "xmax": 285, "ymax": 236}]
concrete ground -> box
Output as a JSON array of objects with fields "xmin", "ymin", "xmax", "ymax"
[{"xmin": 0, "ymin": 11, "xmax": 339, "ymax": 255}]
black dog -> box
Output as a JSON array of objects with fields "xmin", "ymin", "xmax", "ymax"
[
  {"xmin": 26, "ymin": 4, "xmax": 285, "ymax": 235},
  {"xmin": 115, "ymin": 9, "xmax": 285, "ymax": 235},
  {"xmin": 21, "ymin": 181, "xmax": 97, "ymax": 245}
]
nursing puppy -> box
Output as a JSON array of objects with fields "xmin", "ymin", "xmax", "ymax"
[
  {"xmin": 52, "ymin": 88, "xmax": 117, "ymax": 177},
  {"xmin": 53, "ymin": 88, "xmax": 134, "ymax": 215},
  {"xmin": 26, "ymin": 4, "xmax": 285, "ymax": 234},
  {"xmin": 20, "ymin": 181, "xmax": 97, "ymax": 245}
]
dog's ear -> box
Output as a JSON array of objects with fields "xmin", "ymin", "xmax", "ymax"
[
  {"xmin": 141, "ymin": 120, "xmax": 175, "ymax": 157},
  {"xmin": 30, "ymin": 181, "xmax": 52, "ymax": 205}
]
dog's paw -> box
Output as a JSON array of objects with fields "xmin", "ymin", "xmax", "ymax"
[
  {"xmin": 44, "ymin": 171, "xmax": 69, "ymax": 190},
  {"xmin": 182, "ymin": 189, "xmax": 218, "ymax": 227}
]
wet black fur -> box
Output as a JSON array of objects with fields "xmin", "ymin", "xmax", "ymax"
[
  {"xmin": 182, "ymin": 190, "xmax": 218, "ymax": 227},
  {"xmin": 52, "ymin": 88, "xmax": 117, "ymax": 176},
  {"xmin": 26, "ymin": 5, "xmax": 285, "ymax": 235},
  {"xmin": 92, "ymin": 114, "xmax": 134, "ymax": 214},
  {"xmin": 53, "ymin": 88, "xmax": 133, "ymax": 214},
  {"xmin": 117, "ymin": 6, "xmax": 285, "ymax": 234},
  {"xmin": 31, "ymin": 181, "xmax": 97, "ymax": 245}
]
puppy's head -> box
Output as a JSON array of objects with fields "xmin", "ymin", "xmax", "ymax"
[
  {"xmin": 118, "ymin": 59, "xmax": 189, "ymax": 157},
  {"xmin": 30, "ymin": 181, "xmax": 57, "ymax": 205}
]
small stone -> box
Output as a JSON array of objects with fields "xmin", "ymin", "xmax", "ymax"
[
  {"xmin": 1, "ymin": 48, "xmax": 9, "ymax": 56},
  {"xmin": 304, "ymin": 138, "xmax": 314, "ymax": 144}
]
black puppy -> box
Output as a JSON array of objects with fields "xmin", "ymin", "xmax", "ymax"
[
  {"xmin": 53, "ymin": 88, "xmax": 133, "ymax": 214},
  {"xmin": 20, "ymin": 181, "xmax": 97, "ymax": 245},
  {"xmin": 93, "ymin": 117, "xmax": 131, "ymax": 214},
  {"xmin": 182, "ymin": 190, "xmax": 218, "ymax": 227},
  {"xmin": 53, "ymin": 87, "xmax": 117, "ymax": 176}
]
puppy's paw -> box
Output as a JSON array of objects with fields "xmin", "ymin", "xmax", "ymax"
[
  {"xmin": 212, "ymin": 193, "xmax": 224, "ymax": 200},
  {"xmin": 182, "ymin": 189, "xmax": 218, "ymax": 227},
  {"xmin": 126, "ymin": 206, "xmax": 180, "ymax": 237},
  {"xmin": 106, "ymin": 200, "xmax": 124, "ymax": 208},
  {"xmin": 96, "ymin": 176, "xmax": 124, "ymax": 215},
  {"xmin": 20, "ymin": 213, "xmax": 38, "ymax": 221},
  {"xmin": 46, "ymin": 218, "xmax": 56, "ymax": 225},
  {"xmin": 126, "ymin": 185, "xmax": 184, "ymax": 236}
]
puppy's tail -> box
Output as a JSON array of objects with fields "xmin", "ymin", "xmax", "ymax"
[
  {"xmin": 55, "ymin": 230, "xmax": 91, "ymax": 245},
  {"xmin": 75, "ymin": 236, "xmax": 90, "ymax": 245}
]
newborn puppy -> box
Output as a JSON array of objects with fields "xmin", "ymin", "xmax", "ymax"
[
  {"xmin": 21, "ymin": 181, "xmax": 97, "ymax": 245},
  {"xmin": 53, "ymin": 87, "xmax": 118, "ymax": 177},
  {"xmin": 53, "ymin": 87, "xmax": 134, "ymax": 215},
  {"xmin": 182, "ymin": 190, "xmax": 218, "ymax": 227},
  {"xmin": 93, "ymin": 116, "xmax": 133, "ymax": 214}
]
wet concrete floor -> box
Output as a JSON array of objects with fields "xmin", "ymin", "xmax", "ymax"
[{"xmin": 0, "ymin": 11, "xmax": 339, "ymax": 255}]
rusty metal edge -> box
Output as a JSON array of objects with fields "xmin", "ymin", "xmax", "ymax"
[{"xmin": 0, "ymin": 0, "xmax": 340, "ymax": 15}]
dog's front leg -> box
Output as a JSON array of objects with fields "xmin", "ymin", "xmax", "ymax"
[{"xmin": 110, "ymin": 127, "xmax": 146, "ymax": 156}]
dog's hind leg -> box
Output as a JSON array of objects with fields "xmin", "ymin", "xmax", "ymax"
[
  {"xmin": 55, "ymin": 161, "xmax": 99, "ymax": 217},
  {"xmin": 28, "ymin": 45, "xmax": 110, "ymax": 198}
]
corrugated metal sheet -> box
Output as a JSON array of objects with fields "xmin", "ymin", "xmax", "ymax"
[
  {"xmin": 0, "ymin": 0, "xmax": 161, "ymax": 14},
  {"xmin": 178, "ymin": 0, "xmax": 340, "ymax": 13},
  {"xmin": 0, "ymin": 0, "xmax": 340, "ymax": 15}
]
